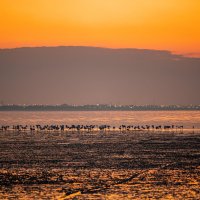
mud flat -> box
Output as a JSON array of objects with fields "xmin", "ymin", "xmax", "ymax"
[{"xmin": 0, "ymin": 130, "xmax": 200, "ymax": 199}]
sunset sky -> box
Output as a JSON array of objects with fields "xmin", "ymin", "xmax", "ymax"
[{"xmin": 1, "ymin": 0, "xmax": 200, "ymax": 57}]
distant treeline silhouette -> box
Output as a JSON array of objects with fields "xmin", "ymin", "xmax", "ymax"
[{"xmin": 0, "ymin": 104, "xmax": 200, "ymax": 111}]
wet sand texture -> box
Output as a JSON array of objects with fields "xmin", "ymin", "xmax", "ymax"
[{"xmin": 0, "ymin": 131, "xmax": 200, "ymax": 199}]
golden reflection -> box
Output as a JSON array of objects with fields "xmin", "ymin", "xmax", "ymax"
[
  {"xmin": 0, "ymin": 125, "xmax": 199, "ymax": 199},
  {"xmin": 0, "ymin": 168, "xmax": 199, "ymax": 199}
]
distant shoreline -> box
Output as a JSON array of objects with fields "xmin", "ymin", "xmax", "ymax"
[{"xmin": 0, "ymin": 105, "xmax": 200, "ymax": 111}]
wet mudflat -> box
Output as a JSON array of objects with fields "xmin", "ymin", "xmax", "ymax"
[{"xmin": 0, "ymin": 130, "xmax": 200, "ymax": 199}]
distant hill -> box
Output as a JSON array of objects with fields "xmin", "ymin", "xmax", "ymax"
[{"xmin": 0, "ymin": 46, "xmax": 200, "ymax": 105}]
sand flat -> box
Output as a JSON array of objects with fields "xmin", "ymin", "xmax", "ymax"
[{"xmin": 0, "ymin": 130, "xmax": 200, "ymax": 199}]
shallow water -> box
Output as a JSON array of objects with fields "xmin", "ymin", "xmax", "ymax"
[{"xmin": 0, "ymin": 111, "xmax": 200, "ymax": 129}]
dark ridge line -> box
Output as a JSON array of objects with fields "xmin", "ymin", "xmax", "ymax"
[
  {"xmin": 0, "ymin": 45, "xmax": 173, "ymax": 54},
  {"xmin": 1, "ymin": 45, "xmax": 198, "ymax": 58}
]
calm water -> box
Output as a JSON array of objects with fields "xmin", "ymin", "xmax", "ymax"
[{"xmin": 0, "ymin": 111, "xmax": 200, "ymax": 129}]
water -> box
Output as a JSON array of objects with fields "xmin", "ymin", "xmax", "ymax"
[
  {"xmin": 0, "ymin": 111, "xmax": 200, "ymax": 129},
  {"xmin": 0, "ymin": 111, "xmax": 200, "ymax": 199}
]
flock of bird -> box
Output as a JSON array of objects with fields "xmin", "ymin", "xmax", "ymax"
[{"xmin": 0, "ymin": 124, "xmax": 184, "ymax": 132}]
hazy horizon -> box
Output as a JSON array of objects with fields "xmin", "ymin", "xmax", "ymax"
[
  {"xmin": 0, "ymin": 46, "xmax": 200, "ymax": 105},
  {"xmin": 0, "ymin": 45, "xmax": 199, "ymax": 59}
]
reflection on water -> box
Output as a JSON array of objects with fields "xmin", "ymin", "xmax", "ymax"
[
  {"xmin": 0, "ymin": 130, "xmax": 200, "ymax": 199},
  {"xmin": 0, "ymin": 111, "xmax": 200, "ymax": 129}
]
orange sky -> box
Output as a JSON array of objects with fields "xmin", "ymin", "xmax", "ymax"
[{"xmin": 1, "ymin": 0, "xmax": 200, "ymax": 57}]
